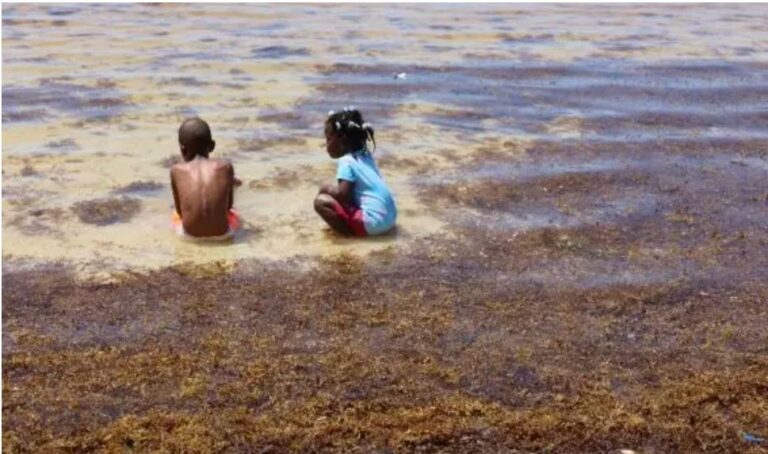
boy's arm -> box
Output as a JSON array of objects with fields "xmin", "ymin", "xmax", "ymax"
[
  {"xmin": 227, "ymin": 163, "xmax": 235, "ymax": 210},
  {"xmin": 170, "ymin": 169, "xmax": 182, "ymax": 216}
]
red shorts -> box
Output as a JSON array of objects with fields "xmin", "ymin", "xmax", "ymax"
[
  {"xmin": 330, "ymin": 200, "xmax": 367, "ymax": 236},
  {"xmin": 171, "ymin": 209, "xmax": 240, "ymax": 239}
]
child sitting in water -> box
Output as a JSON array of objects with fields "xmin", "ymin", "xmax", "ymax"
[
  {"xmin": 314, "ymin": 107, "xmax": 397, "ymax": 236},
  {"xmin": 170, "ymin": 117, "xmax": 240, "ymax": 240}
]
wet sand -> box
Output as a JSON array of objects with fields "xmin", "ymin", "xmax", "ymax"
[{"xmin": 3, "ymin": 4, "xmax": 768, "ymax": 452}]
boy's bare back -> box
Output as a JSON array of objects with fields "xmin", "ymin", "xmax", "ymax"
[
  {"xmin": 171, "ymin": 118, "xmax": 236, "ymax": 238},
  {"xmin": 171, "ymin": 158, "xmax": 233, "ymax": 237}
]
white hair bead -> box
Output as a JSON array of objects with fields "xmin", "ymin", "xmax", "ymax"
[
  {"xmin": 348, "ymin": 121, "xmax": 360, "ymax": 128},
  {"xmin": 328, "ymin": 110, "xmax": 335, "ymax": 116},
  {"xmin": 335, "ymin": 121, "xmax": 341, "ymax": 130}
]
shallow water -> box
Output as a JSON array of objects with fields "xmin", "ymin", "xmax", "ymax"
[{"xmin": 4, "ymin": 3, "xmax": 768, "ymax": 278}]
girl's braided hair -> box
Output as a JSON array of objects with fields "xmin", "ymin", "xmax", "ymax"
[{"xmin": 325, "ymin": 106, "xmax": 376, "ymax": 153}]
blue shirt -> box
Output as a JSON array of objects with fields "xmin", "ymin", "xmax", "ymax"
[{"xmin": 336, "ymin": 149, "xmax": 397, "ymax": 235}]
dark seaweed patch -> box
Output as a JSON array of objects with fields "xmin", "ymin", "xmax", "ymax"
[
  {"xmin": 421, "ymin": 179, "xmax": 523, "ymax": 212},
  {"xmin": 218, "ymin": 82, "xmax": 247, "ymax": 90},
  {"xmin": 236, "ymin": 135, "xmax": 307, "ymax": 152},
  {"xmin": 499, "ymin": 33, "xmax": 554, "ymax": 43},
  {"xmin": 423, "ymin": 45, "xmax": 454, "ymax": 53},
  {"xmin": 256, "ymin": 110, "xmax": 311, "ymax": 129},
  {"xmin": 47, "ymin": 6, "xmax": 78, "ymax": 16},
  {"xmin": 376, "ymin": 154, "xmax": 439, "ymax": 175},
  {"xmin": 602, "ymin": 43, "xmax": 647, "ymax": 52},
  {"xmin": 112, "ymin": 181, "xmax": 164, "ymax": 195},
  {"xmin": 420, "ymin": 137, "xmax": 768, "ymax": 275},
  {"xmin": 94, "ymin": 79, "xmax": 117, "ymax": 89},
  {"xmin": 1, "ymin": 18, "xmax": 67, "ymax": 27},
  {"xmin": 45, "ymin": 138, "xmax": 79, "ymax": 150},
  {"xmin": 251, "ymin": 46, "xmax": 310, "ymax": 59},
  {"xmin": 2, "ymin": 109, "xmax": 48, "ymax": 122},
  {"xmin": 2, "ymin": 81, "xmax": 130, "ymax": 124},
  {"xmin": 315, "ymin": 62, "xmax": 430, "ymax": 77},
  {"xmin": 81, "ymin": 97, "xmax": 125, "ymax": 109},
  {"xmin": 248, "ymin": 168, "xmax": 301, "ymax": 191},
  {"xmin": 257, "ymin": 111, "xmax": 301, "ymax": 123},
  {"xmin": 6, "ymin": 207, "xmax": 67, "ymax": 235},
  {"xmin": 71, "ymin": 197, "xmax": 141, "ymax": 225},
  {"xmin": 578, "ymin": 110, "xmax": 768, "ymax": 135},
  {"xmin": 158, "ymin": 77, "xmax": 209, "ymax": 87},
  {"xmin": 248, "ymin": 165, "xmax": 327, "ymax": 190},
  {"xmin": 735, "ymin": 46, "xmax": 756, "ymax": 56},
  {"xmin": 20, "ymin": 164, "xmax": 39, "ymax": 177},
  {"xmin": 639, "ymin": 62, "xmax": 742, "ymax": 76}
]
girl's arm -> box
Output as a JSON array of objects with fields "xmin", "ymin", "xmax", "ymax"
[{"xmin": 319, "ymin": 180, "xmax": 354, "ymax": 205}]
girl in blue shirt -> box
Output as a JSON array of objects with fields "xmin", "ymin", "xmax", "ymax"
[{"xmin": 314, "ymin": 107, "xmax": 397, "ymax": 236}]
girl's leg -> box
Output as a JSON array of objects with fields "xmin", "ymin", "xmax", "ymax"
[{"xmin": 314, "ymin": 193, "xmax": 353, "ymax": 235}]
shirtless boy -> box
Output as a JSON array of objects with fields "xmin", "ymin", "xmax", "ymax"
[{"xmin": 170, "ymin": 117, "xmax": 239, "ymax": 239}]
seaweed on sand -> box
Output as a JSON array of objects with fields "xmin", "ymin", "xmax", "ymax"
[
  {"xmin": 3, "ymin": 228, "xmax": 767, "ymax": 452},
  {"xmin": 71, "ymin": 197, "xmax": 141, "ymax": 225}
]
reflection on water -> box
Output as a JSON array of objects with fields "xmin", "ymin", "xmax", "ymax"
[{"xmin": 3, "ymin": 3, "xmax": 768, "ymax": 277}]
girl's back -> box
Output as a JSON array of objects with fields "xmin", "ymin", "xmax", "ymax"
[{"xmin": 337, "ymin": 150, "xmax": 396, "ymax": 235}]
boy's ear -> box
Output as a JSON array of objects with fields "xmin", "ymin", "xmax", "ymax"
[{"xmin": 209, "ymin": 140, "xmax": 216, "ymax": 153}]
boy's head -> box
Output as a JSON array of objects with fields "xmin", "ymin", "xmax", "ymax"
[
  {"xmin": 324, "ymin": 107, "xmax": 375, "ymax": 159},
  {"xmin": 178, "ymin": 117, "xmax": 215, "ymax": 161}
]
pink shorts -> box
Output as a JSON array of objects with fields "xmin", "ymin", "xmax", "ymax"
[{"xmin": 330, "ymin": 200, "xmax": 367, "ymax": 237}]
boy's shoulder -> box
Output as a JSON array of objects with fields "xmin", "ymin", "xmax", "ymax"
[
  {"xmin": 170, "ymin": 160, "xmax": 187, "ymax": 175},
  {"xmin": 170, "ymin": 159, "xmax": 233, "ymax": 180},
  {"xmin": 209, "ymin": 158, "xmax": 234, "ymax": 170},
  {"xmin": 174, "ymin": 158, "xmax": 233, "ymax": 170}
]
